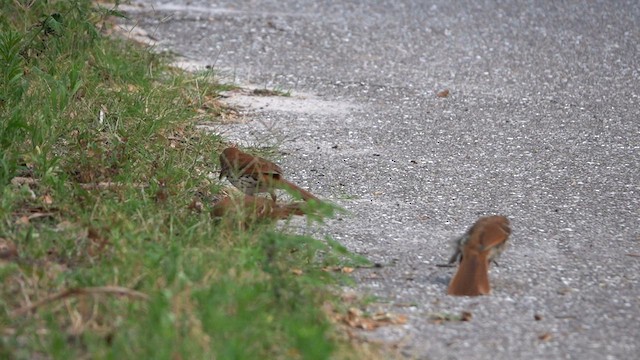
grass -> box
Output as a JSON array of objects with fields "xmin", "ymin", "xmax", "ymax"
[{"xmin": 0, "ymin": 1, "xmax": 372, "ymax": 358}]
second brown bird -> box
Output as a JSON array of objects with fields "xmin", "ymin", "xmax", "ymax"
[
  {"xmin": 447, "ymin": 215, "xmax": 511, "ymax": 296},
  {"xmin": 211, "ymin": 195, "xmax": 306, "ymax": 228}
]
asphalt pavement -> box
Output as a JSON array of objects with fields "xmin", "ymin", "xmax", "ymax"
[{"xmin": 121, "ymin": 1, "xmax": 639, "ymax": 358}]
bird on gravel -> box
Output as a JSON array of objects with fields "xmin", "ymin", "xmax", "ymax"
[
  {"xmin": 447, "ymin": 215, "xmax": 511, "ymax": 296},
  {"xmin": 218, "ymin": 146, "xmax": 319, "ymax": 202}
]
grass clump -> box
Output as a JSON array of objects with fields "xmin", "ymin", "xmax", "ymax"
[{"xmin": 0, "ymin": 1, "xmax": 368, "ymax": 358}]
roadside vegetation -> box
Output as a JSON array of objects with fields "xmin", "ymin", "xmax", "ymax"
[{"xmin": 0, "ymin": 1, "xmax": 370, "ymax": 358}]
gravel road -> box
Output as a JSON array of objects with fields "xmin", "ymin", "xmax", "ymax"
[{"xmin": 121, "ymin": 1, "xmax": 640, "ymax": 358}]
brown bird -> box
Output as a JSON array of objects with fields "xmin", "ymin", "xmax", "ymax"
[
  {"xmin": 219, "ymin": 146, "xmax": 319, "ymax": 202},
  {"xmin": 211, "ymin": 195, "xmax": 305, "ymax": 228},
  {"xmin": 447, "ymin": 215, "xmax": 511, "ymax": 296}
]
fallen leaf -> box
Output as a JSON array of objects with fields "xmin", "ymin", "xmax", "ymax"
[
  {"xmin": 372, "ymin": 311, "xmax": 408, "ymax": 325},
  {"xmin": 56, "ymin": 221, "xmax": 74, "ymax": 231},
  {"xmin": 28, "ymin": 213, "xmax": 54, "ymax": 221},
  {"xmin": 341, "ymin": 267, "xmax": 354, "ymax": 273},
  {"xmin": 10, "ymin": 177, "xmax": 38, "ymax": 186},
  {"xmin": 429, "ymin": 311, "xmax": 472, "ymax": 324},
  {"xmin": 290, "ymin": 268, "xmax": 303, "ymax": 276},
  {"xmin": 87, "ymin": 228, "xmax": 109, "ymax": 258},
  {"xmin": 0, "ymin": 238, "xmax": 18, "ymax": 260},
  {"xmin": 187, "ymin": 199, "xmax": 203, "ymax": 212},
  {"xmin": 42, "ymin": 194, "xmax": 53, "ymax": 205},
  {"xmin": 556, "ymin": 287, "xmax": 573, "ymax": 295},
  {"xmin": 341, "ymin": 308, "xmax": 408, "ymax": 330},
  {"xmin": 340, "ymin": 292, "xmax": 358, "ymax": 302},
  {"xmin": 437, "ymin": 89, "xmax": 450, "ymax": 98},
  {"xmin": 155, "ymin": 180, "xmax": 168, "ymax": 203},
  {"xmin": 345, "ymin": 308, "xmax": 378, "ymax": 330},
  {"xmin": 538, "ymin": 332, "xmax": 552, "ymax": 341},
  {"xmin": 322, "ymin": 266, "xmax": 339, "ymax": 272},
  {"xmin": 460, "ymin": 311, "xmax": 473, "ymax": 322},
  {"xmin": 534, "ymin": 314, "xmax": 543, "ymax": 321}
]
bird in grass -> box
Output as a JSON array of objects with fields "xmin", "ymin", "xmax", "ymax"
[{"xmin": 219, "ymin": 146, "xmax": 319, "ymax": 202}]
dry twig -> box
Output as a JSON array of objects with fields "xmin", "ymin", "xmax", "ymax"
[{"xmin": 12, "ymin": 286, "xmax": 149, "ymax": 317}]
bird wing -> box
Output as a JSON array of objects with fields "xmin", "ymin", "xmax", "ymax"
[{"xmin": 478, "ymin": 216, "xmax": 510, "ymax": 251}]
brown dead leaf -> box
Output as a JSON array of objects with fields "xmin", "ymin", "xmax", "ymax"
[
  {"xmin": 187, "ymin": 199, "xmax": 203, "ymax": 212},
  {"xmin": 538, "ymin": 332, "xmax": 552, "ymax": 341},
  {"xmin": 155, "ymin": 179, "xmax": 169, "ymax": 203},
  {"xmin": 460, "ymin": 311, "xmax": 472, "ymax": 322},
  {"xmin": 0, "ymin": 238, "xmax": 18, "ymax": 260},
  {"xmin": 429, "ymin": 311, "xmax": 472, "ymax": 324},
  {"xmin": 340, "ymin": 291, "xmax": 358, "ymax": 303},
  {"xmin": 10, "ymin": 177, "xmax": 38, "ymax": 187},
  {"xmin": 371, "ymin": 311, "xmax": 408, "ymax": 325},
  {"xmin": 42, "ymin": 194, "xmax": 53, "ymax": 205},
  {"xmin": 437, "ymin": 89, "xmax": 450, "ymax": 98},
  {"xmin": 15, "ymin": 216, "xmax": 30, "ymax": 225},
  {"xmin": 87, "ymin": 228, "xmax": 109, "ymax": 258},
  {"xmin": 56, "ymin": 221, "xmax": 74, "ymax": 231},
  {"xmin": 556, "ymin": 287, "xmax": 573, "ymax": 295},
  {"xmin": 365, "ymin": 272, "xmax": 380, "ymax": 279},
  {"xmin": 322, "ymin": 266, "xmax": 356, "ymax": 273},
  {"xmin": 28, "ymin": 212, "xmax": 54, "ymax": 221},
  {"xmin": 344, "ymin": 308, "xmax": 377, "ymax": 330},
  {"xmin": 219, "ymin": 109, "xmax": 241, "ymax": 124},
  {"xmin": 290, "ymin": 268, "xmax": 303, "ymax": 276},
  {"xmin": 341, "ymin": 308, "xmax": 408, "ymax": 331}
]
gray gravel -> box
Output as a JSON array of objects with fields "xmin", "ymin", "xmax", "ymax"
[{"xmin": 122, "ymin": 1, "xmax": 639, "ymax": 359}]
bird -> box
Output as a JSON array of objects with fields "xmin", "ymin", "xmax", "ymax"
[
  {"xmin": 211, "ymin": 195, "xmax": 306, "ymax": 228},
  {"xmin": 447, "ymin": 215, "xmax": 511, "ymax": 296},
  {"xmin": 218, "ymin": 146, "xmax": 319, "ymax": 202}
]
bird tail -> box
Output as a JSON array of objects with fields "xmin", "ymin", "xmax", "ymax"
[
  {"xmin": 447, "ymin": 254, "xmax": 491, "ymax": 296},
  {"xmin": 270, "ymin": 202, "xmax": 306, "ymax": 219},
  {"xmin": 276, "ymin": 178, "xmax": 320, "ymax": 202}
]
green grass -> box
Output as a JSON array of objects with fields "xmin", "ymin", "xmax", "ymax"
[{"xmin": 0, "ymin": 1, "xmax": 371, "ymax": 358}]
